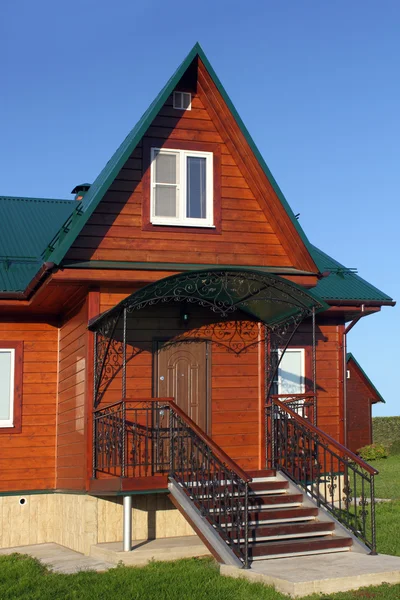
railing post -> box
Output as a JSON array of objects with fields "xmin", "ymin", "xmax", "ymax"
[
  {"xmin": 92, "ymin": 331, "xmax": 97, "ymax": 478},
  {"xmin": 271, "ymin": 401, "xmax": 276, "ymax": 468},
  {"xmin": 122, "ymin": 308, "xmax": 127, "ymax": 399},
  {"xmin": 123, "ymin": 495, "xmax": 132, "ymax": 551},
  {"xmin": 312, "ymin": 306, "xmax": 317, "ymax": 426},
  {"xmin": 121, "ymin": 402, "xmax": 126, "ymax": 478},
  {"xmin": 243, "ymin": 481, "xmax": 249, "ymax": 569},
  {"xmin": 169, "ymin": 408, "xmax": 174, "ymax": 476},
  {"xmin": 370, "ymin": 475, "xmax": 377, "ymax": 555}
]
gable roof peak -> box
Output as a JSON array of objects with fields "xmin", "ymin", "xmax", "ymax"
[{"xmin": 44, "ymin": 43, "xmax": 317, "ymax": 270}]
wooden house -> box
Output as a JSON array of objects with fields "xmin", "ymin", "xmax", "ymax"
[
  {"xmin": 346, "ymin": 353, "xmax": 385, "ymax": 453},
  {"xmin": 0, "ymin": 44, "xmax": 394, "ymax": 566}
]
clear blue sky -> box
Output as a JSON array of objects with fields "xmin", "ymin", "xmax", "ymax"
[{"xmin": 2, "ymin": 1, "xmax": 399, "ymax": 416}]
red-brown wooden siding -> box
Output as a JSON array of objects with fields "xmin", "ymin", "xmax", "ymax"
[
  {"xmin": 67, "ymin": 93, "xmax": 293, "ymax": 268},
  {"xmin": 346, "ymin": 360, "xmax": 373, "ymax": 453},
  {"xmin": 56, "ymin": 301, "xmax": 88, "ymax": 490},
  {"xmin": 0, "ymin": 322, "xmax": 58, "ymax": 492}
]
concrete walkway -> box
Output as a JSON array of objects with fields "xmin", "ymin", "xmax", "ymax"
[
  {"xmin": 221, "ymin": 551, "xmax": 400, "ymax": 598},
  {"xmin": 91, "ymin": 535, "xmax": 210, "ymax": 565},
  {"xmin": 0, "ymin": 543, "xmax": 114, "ymax": 574}
]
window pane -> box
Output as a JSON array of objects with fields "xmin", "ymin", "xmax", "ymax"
[
  {"xmin": 154, "ymin": 185, "xmax": 177, "ymax": 217},
  {"xmin": 155, "ymin": 152, "xmax": 176, "ymax": 184},
  {"xmin": 278, "ymin": 351, "xmax": 303, "ymax": 394},
  {"xmin": 187, "ymin": 156, "xmax": 206, "ymax": 219},
  {"xmin": 0, "ymin": 352, "xmax": 12, "ymax": 420},
  {"xmin": 182, "ymin": 93, "xmax": 191, "ymax": 109}
]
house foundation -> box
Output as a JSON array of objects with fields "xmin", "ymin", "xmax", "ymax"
[{"xmin": 0, "ymin": 492, "xmax": 194, "ymax": 555}]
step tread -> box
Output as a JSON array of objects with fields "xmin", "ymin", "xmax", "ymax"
[
  {"xmin": 187, "ymin": 480, "xmax": 288, "ymax": 495},
  {"xmin": 241, "ymin": 521, "xmax": 335, "ymax": 539},
  {"xmin": 246, "ymin": 469, "xmax": 276, "ymax": 478},
  {"xmin": 248, "ymin": 507, "xmax": 318, "ymax": 521},
  {"xmin": 246, "ymin": 535, "xmax": 353, "ymax": 557}
]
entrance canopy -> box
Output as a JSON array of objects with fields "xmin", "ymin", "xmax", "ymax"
[{"xmin": 89, "ymin": 268, "xmax": 328, "ymax": 332}]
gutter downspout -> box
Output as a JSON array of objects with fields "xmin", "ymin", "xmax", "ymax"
[{"xmin": 343, "ymin": 304, "xmax": 365, "ymax": 445}]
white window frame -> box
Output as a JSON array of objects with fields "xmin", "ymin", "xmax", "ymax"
[
  {"xmin": 275, "ymin": 348, "xmax": 305, "ymax": 395},
  {"xmin": 173, "ymin": 91, "xmax": 192, "ymax": 111},
  {"xmin": 0, "ymin": 348, "xmax": 15, "ymax": 428},
  {"xmin": 150, "ymin": 147, "xmax": 214, "ymax": 227}
]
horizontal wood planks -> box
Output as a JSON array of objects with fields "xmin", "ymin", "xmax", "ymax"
[
  {"xmin": 56, "ymin": 301, "xmax": 88, "ymax": 490},
  {"xmin": 346, "ymin": 360, "xmax": 374, "ymax": 453},
  {"xmin": 0, "ymin": 322, "xmax": 58, "ymax": 491},
  {"xmin": 67, "ymin": 89, "xmax": 293, "ymax": 269}
]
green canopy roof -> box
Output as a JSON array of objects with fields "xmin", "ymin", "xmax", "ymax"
[{"xmin": 89, "ymin": 268, "xmax": 328, "ymax": 331}]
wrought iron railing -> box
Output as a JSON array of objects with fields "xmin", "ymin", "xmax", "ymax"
[
  {"xmin": 93, "ymin": 399, "xmax": 171, "ymax": 478},
  {"xmin": 270, "ymin": 392, "xmax": 315, "ymax": 422},
  {"xmin": 266, "ymin": 398, "xmax": 378, "ymax": 553},
  {"xmin": 93, "ymin": 398, "xmax": 251, "ymax": 567}
]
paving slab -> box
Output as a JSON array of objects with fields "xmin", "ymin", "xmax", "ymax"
[
  {"xmin": 91, "ymin": 535, "xmax": 210, "ymax": 565},
  {"xmin": 0, "ymin": 543, "xmax": 114, "ymax": 574},
  {"xmin": 221, "ymin": 551, "xmax": 400, "ymax": 598}
]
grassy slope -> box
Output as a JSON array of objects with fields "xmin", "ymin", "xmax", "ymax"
[{"xmin": 1, "ymin": 554, "xmax": 400, "ymax": 600}]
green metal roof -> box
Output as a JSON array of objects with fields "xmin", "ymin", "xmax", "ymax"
[
  {"xmin": 42, "ymin": 42, "xmax": 316, "ymax": 269},
  {"xmin": 346, "ymin": 352, "xmax": 385, "ymax": 403},
  {"xmin": 309, "ymin": 245, "xmax": 393, "ymax": 304},
  {"xmin": 0, "ymin": 196, "xmax": 76, "ymax": 292}
]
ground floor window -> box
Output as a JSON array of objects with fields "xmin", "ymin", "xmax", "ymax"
[
  {"xmin": 275, "ymin": 348, "xmax": 305, "ymax": 395},
  {"xmin": 0, "ymin": 342, "xmax": 23, "ymax": 431}
]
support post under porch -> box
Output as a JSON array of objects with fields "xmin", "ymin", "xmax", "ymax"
[{"xmin": 123, "ymin": 495, "xmax": 132, "ymax": 551}]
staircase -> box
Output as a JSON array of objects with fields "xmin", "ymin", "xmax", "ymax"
[
  {"xmin": 234, "ymin": 469, "xmax": 352, "ymax": 560},
  {"xmin": 169, "ymin": 467, "xmax": 353, "ymax": 565},
  {"xmin": 94, "ymin": 397, "xmax": 377, "ymax": 568}
]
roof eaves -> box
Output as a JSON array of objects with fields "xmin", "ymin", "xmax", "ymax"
[{"xmin": 346, "ymin": 352, "xmax": 386, "ymax": 403}]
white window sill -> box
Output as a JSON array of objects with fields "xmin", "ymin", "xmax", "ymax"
[{"xmin": 151, "ymin": 221, "xmax": 216, "ymax": 229}]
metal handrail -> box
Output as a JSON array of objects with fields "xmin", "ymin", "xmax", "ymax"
[
  {"xmin": 272, "ymin": 399, "xmax": 378, "ymax": 475},
  {"xmin": 267, "ymin": 398, "xmax": 378, "ymax": 552}
]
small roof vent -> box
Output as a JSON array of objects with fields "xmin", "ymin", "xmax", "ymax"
[{"xmin": 71, "ymin": 183, "xmax": 91, "ymax": 201}]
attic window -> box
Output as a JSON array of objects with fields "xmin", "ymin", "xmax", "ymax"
[
  {"xmin": 173, "ymin": 91, "xmax": 191, "ymax": 111},
  {"xmin": 150, "ymin": 147, "xmax": 214, "ymax": 227}
]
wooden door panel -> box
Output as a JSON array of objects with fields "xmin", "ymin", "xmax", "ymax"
[{"xmin": 156, "ymin": 341, "xmax": 208, "ymax": 432}]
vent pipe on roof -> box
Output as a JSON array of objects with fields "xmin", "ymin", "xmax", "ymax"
[{"xmin": 71, "ymin": 183, "xmax": 91, "ymax": 201}]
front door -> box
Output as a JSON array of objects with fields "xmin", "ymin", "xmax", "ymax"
[{"xmin": 155, "ymin": 341, "xmax": 209, "ymax": 433}]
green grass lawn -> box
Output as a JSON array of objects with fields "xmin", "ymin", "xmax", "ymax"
[
  {"xmin": 370, "ymin": 454, "xmax": 400, "ymax": 500},
  {"xmin": 0, "ymin": 553, "xmax": 400, "ymax": 600}
]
